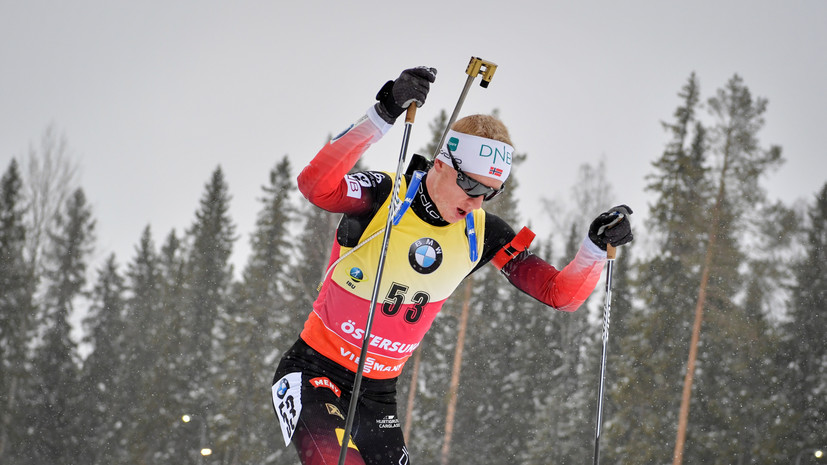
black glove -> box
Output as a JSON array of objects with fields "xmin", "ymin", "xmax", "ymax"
[
  {"xmin": 588, "ymin": 205, "xmax": 634, "ymax": 251},
  {"xmin": 374, "ymin": 66, "xmax": 437, "ymax": 124}
]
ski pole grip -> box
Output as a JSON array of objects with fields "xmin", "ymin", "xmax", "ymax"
[
  {"xmin": 405, "ymin": 103, "xmax": 417, "ymax": 124},
  {"xmin": 607, "ymin": 244, "xmax": 617, "ymax": 260},
  {"xmin": 466, "ymin": 56, "xmax": 498, "ymax": 88}
]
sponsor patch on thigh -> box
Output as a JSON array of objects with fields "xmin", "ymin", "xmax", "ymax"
[{"xmin": 272, "ymin": 372, "xmax": 303, "ymax": 447}]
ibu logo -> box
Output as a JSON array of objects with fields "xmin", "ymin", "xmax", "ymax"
[
  {"xmin": 447, "ymin": 137, "xmax": 459, "ymax": 151},
  {"xmin": 349, "ymin": 267, "xmax": 365, "ymax": 282}
]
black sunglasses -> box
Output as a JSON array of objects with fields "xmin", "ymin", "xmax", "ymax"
[{"xmin": 444, "ymin": 148, "xmax": 504, "ymax": 201}]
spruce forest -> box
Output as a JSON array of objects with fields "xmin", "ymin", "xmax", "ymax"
[{"xmin": 1, "ymin": 73, "xmax": 825, "ymax": 465}]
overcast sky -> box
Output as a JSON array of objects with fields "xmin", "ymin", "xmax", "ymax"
[{"xmin": 2, "ymin": 1, "xmax": 825, "ymax": 273}]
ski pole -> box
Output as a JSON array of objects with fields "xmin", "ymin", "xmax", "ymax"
[
  {"xmin": 593, "ymin": 243, "xmax": 617, "ymax": 465},
  {"xmin": 337, "ymin": 103, "xmax": 417, "ymax": 465},
  {"xmin": 431, "ymin": 56, "xmax": 497, "ymax": 160}
]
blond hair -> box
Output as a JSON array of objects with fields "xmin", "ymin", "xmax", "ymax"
[{"xmin": 451, "ymin": 114, "xmax": 513, "ymax": 147}]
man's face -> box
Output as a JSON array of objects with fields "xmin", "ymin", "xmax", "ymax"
[{"xmin": 426, "ymin": 160, "xmax": 504, "ymax": 224}]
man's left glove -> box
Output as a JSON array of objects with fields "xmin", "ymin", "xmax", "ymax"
[
  {"xmin": 588, "ymin": 205, "xmax": 634, "ymax": 251},
  {"xmin": 375, "ymin": 66, "xmax": 437, "ymax": 124}
]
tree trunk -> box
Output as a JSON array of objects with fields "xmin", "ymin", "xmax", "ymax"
[
  {"xmin": 673, "ymin": 138, "xmax": 731, "ymax": 465},
  {"xmin": 403, "ymin": 348, "xmax": 421, "ymax": 439},
  {"xmin": 440, "ymin": 277, "xmax": 473, "ymax": 465}
]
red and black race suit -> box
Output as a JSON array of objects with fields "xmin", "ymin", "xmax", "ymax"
[{"xmin": 272, "ymin": 107, "xmax": 606, "ymax": 464}]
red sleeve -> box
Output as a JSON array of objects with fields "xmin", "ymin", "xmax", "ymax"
[
  {"xmin": 502, "ymin": 237, "xmax": 607, "ymax": 312},
  {"xmin": 297, "ymin": 110, "xmax": 389, "ymax": 214}
]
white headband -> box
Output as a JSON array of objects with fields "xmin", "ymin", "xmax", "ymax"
[{"xmin": 435, "ymin": 130, "xmax": 513, "ymax": 182}]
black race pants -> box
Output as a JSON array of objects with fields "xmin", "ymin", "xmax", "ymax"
[{"xmin": 272, "ymin": 339, "xmax": 410, "ymax": 465}]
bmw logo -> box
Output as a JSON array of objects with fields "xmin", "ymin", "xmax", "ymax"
[
  {"xmin": 276, "ymin": 378, "xmax": 289, "ymax": 399},
  {"xmin": 409, "ymin": 238, "xmax": 443, "ymax": 274}
]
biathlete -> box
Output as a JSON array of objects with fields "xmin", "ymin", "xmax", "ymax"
[{"xmin": 272, "ymin": 66, "xmax": 634, "ymax": 465}]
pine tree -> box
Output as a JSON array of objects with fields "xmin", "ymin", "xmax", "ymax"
[
  {"xmin": 185, "ymin": 165, "xmax": 237, "ymax": 368},
  {"xmin": 151, "ymin": 228, "xmax": 190, "ymax": 463},
  {"xmin": 80, "ymin": 254, "xmax": 128, "ymax": 464},
  {"xmin": 729, "ymin": 201, "xmax": 798, "ymax": 463},
  {"xmin": 782, "ymin": 183, "xmax": 827, "ymax": 461},
  {"xmin": 219, "ymin": 156, "xmax": 297, "ymax": 464},
  {"xmin": 0, "ymin": 159, "xmax": 37, "ymax": 461},
  {"xmin": 675, "ymin": 74, "xmax": 783, "ymax": 464},
  {"xmin": 119, "ymin": 226, "xmax": 176, "ymax": 464},
  {"xmin": 608, "ymin": 73, "xmax": 711, "ymax": 464},
  {"xmin": 24, "ymin": 188, "xmax": 95, "ymax": 463},
  {"xmin": 179, "ymin": 166, "xmax": 237, "ymax": 464}
]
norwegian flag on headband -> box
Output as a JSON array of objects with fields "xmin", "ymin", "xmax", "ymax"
[{"xmin": 489, "ymin": 167, "xmax": 504, "ymax": 177}]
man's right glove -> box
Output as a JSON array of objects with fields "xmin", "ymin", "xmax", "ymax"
[
  {"xmin": 375, "ymin": 66, "xmax": 437, "ymax": 124},
  {"xmin": 588, "ymin": 205, "xmax": 634, "ymax": 251}
]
